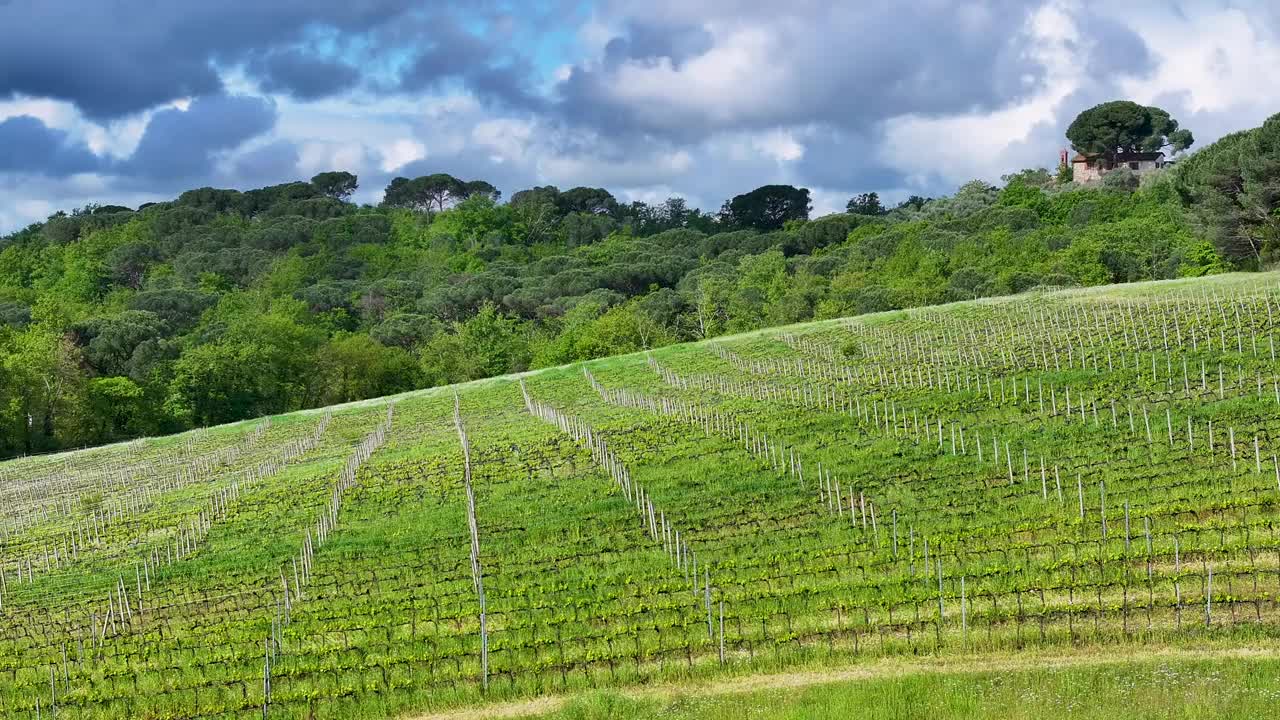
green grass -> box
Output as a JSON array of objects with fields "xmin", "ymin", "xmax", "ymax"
[
  {"xmin": 538, "ymin": 652, "xmax": 1280, "ymax": 720},
  {"xmin": 2, "ymin": 271, "xmax": 1279, "ymax": 719}
]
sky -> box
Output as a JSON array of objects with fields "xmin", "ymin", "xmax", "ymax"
[{"xmin": 1, "ymin": 0, "xmax": 1278, "ymax": 233}]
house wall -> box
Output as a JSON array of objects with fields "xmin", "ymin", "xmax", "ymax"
[
  {"xmin": 1122, "ymin": 159, "xmax": 1161, "ymax": 172},
  {"xmin": 1073, "ymin": 157, "xmax": 1162, "ymax": 184},
  {"xmin": 1073, "ymin": 161, "xmax": 1102, "ymax": 183}
]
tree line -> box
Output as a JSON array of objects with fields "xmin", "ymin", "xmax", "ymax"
[{"xmin": 0, "ymin": 107, "xmax": 1275, "ymax": 459}]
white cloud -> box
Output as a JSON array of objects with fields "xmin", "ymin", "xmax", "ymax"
[
  {"xmin": 606, "ymin": 26, "xmax": 785, "ymax": 128},
  {"xmin": 0, "ymin": 95, "xmax": 151, "ymax": 159},
  {"xmin": 1116, "ymin": 6, "xmax": 1280, "ymax": 126},
  {"xmin": 876, "ymin": 1, "xmax": 1081, "ymax": 187},
  {"xmin": 471, "ymin": 118, "xmax": 535, "ymax": 163},
  {"xmin": 296, "ymin": 141, "xmax": 370, "ymax": 177},
  {"xmin": 808, "ymin": 188, "xmax": 849, "ymax": 218},
  {"xmin": 750, "ymin": 129, "xmax": 804, "ymax": 163},
  {"xmin": 378, "ymin": 138, "xmax": 426, "ymax": 172},
  {"xmin": 0, "ymin": 96, "xmax": 79, "ymax": 127},
  {"xmin": 4, "ymin": 199, "xmax": 53, "ymax": 229}
]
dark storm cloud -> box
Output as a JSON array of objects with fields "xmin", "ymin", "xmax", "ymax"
[
  {"xmin": 247, "ymin": 50, "xmax": 362, "ymax": 101},
  {"xmin": 124, "ymin": 95, "xmax": 278, "ymax": 181},
  {"xmin": 0, "ymin": 1, "xmax": 540, "ymax": 119},
  {"xmin": 0, "ymin": 115, "xmax": 102, "ymax": 176}
]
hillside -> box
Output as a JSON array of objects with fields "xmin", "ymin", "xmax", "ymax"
[
  {"xmin": 8, "ymin": 107, "xmax": 1280, "ymax": 461},
  {"xmin": 2, "ymin": 271, "xmax": 1279, "ymax": 719}
]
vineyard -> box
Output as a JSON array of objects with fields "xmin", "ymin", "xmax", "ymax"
[{"xmin": 2, "ymin": 272, "xmax": 1280, "ymax": 719}]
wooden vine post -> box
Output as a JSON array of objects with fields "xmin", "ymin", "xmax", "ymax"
[{"xmin": 454, "ymin": 393, "xmax": 490, "ymax": 693}]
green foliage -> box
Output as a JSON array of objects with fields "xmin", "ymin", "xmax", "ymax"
[
  {"xmin": 309, "ymin": 171, "xmax": 358, "ymax": 201},
  {"xmin": 1067, "ymin": 100, "xmax": 1194, "ymax": 163},
  {"xmin": 87, "ymin": 375, "xmax": 148, "ymax": 439},
  {"xmin": 1174, "ymin": 113, "xmax": 1280, "ymax": 266},
  {"xmin": 1102, "ymin": 167, "xmax": 1140, "ymax": 193},
  {"xmin": 846, "ymin": 192, "xmax": 885, "ymax": 216},
  {"xmin": 382, "ymin": 173, "xmax": 499, "ymax": 213},
  {"xmin": 719, "ymin": 185, "xmax": 812, "ymax": 231},
  {"xmin": 316, "ymin": 333, "xmax": 419, "ymax": 405},
  {"xmin": 420, "ymin": 302, "xmax": 529, "ymax": 385},
  {"xmin": 0, "ymin": 146, "xmax": 1254, "ymax": 459}
]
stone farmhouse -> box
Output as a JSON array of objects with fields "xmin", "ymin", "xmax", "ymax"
[{"xmin": 1060, "ymin": 148, "xmax": 1168, "ymax": 184}]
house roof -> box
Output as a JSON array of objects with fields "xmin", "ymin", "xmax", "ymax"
[{"xmin": 1071, "ymin": 151, "xmax": 1165, "ymax": 163}]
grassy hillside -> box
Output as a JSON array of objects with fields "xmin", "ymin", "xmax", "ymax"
[
  {"xmin": 513, "ymin": 647, "xmax": 1280, "ymax": 720},
  {"xmin": 2, "ymin": 271, "xmax": 1279, "ymax": 719}
]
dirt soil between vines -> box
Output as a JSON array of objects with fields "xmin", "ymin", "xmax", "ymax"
[{"xmin": 402, "ymin": 645, "xmax": 1277, "ymax": 720}]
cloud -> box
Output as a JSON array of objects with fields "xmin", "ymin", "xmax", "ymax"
[
  {"xmin": 248, "ymin": 50, "xmax": 361, "ymax": 101},
  {"xmin": 390, "ymin": 15, "xmax": 547, "ymax": 111},
  {"xmin": 1115, "ymin": 3, "xmax": 1280, "ymax": 130},
  {"xmin": 0, "ymin": 1, "xmax": 537, "ymax": 119},
  {"xmin": 232, "ymin": 140, "xmax": 302, "ymax": 185},
  {"xmin": 124, "ymin": 94, "xmax": 278, "ymax": 181},
  {"xmin": 792, "ymin": 127, "xmax": 903, "ymax": 192},
  {"xmin": 554, "ymin": 1, "xmax": 1044, "ymax": 141},
  {"xmin": 2, "ymin": 0, "xmax": 1280, "ymax": 236},
  {"xmin": 875, "ymin": 1, "xmax": 1158, "ymax": 190},
  {"xmin": 0, "ymin": 115, "xmax": 103, "ymax": 176},
  {"xmin": 378, "ymin": 139, "xmax": 427, "ymax": 172},
  {"xmin": 750, "ymin": 129, "xmax": 804, "ymax": 164}
]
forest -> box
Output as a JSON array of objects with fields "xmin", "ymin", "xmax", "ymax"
[{"xmin": 0, "ymin": 108, "xmax": 1277, "ymax": 459}]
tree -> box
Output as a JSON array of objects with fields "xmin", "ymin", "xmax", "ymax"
[
  {"xmin": 106, "ymin": 240, "xmax": 160, "ymax": 289},
  {"xmin": 165, "ymin": 342, "xmax": 262, "ymax": 425},
  {"xmin": 428, "ymin": 195, "xmax": 514, "ymax": 250},
  {"xmin": 420, "ymin": 302, "xmax": 528, "ymax": 384},
  {"xmin": 660, "ymin": 197, "xmax": 691, "ymax": 227},
  {"xmin": 1066, "ymin": 101, "xmax": 1194, "ymax": 166},
  {"xmin": 558, "ymin": 187, "xmax": 618, "ymax": 216},
  {"xmin": 558, "ymin": 212, "xmax": 616, "ymax": 248},
  {"xmin": 1, "ymin": 328, "xmax": 86, "ymax": 453},
  {"xmin": 894, "ymin": 195, "xmax": 931, "ymax": 212},
  {"xmin": 946, "ymin": 267, "xmax": 993, "ymax": 301},
  {"xmin": 383, "ymin": 174, "xmax": 498, "ymax": 213},
  {"xmin": 316, "ymin": 333, "xmax": 419, "ymax": 404},
  {"xmin": 310, "ymin": 171, "xmax": 358, "ymax": 201},
  {"xmin": 1179, "ymin": 113, "xmax": 1280, "ymax": 264},
  {"xmin": 719, "ymin": 185, "xmax": 811, "ymax": 231},
  {"xmin": 383, "ymin": 174, "xmax": 459, "ymax": 212},
  {"xmin": 509, "ymin": 186, "xmax": 561, "ymax": 244},
  {"xmin": 846, "ymin": 192, "xmax": 885, "ymax": 216},
  {"xmin": 87, "ymin": 376, "xmax": 147, "ymax": 441},
  {"xmin": 460, "ymin": 180, "xmax": 501, "ymax": 202},
  {"xmin": 510, "ymin": 185, "xmax": 561, "ymax": 209},
  {"xmin": 241, "ymin": 181, "xmax": 322, "ymax": 215},
  {"xmin": 1001, "ymin": 168, "xmax": 1054, "ymax": 189},
  {"xmin": 73, "ymin": 310, "xmax": 170, "ymax": 376}
]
